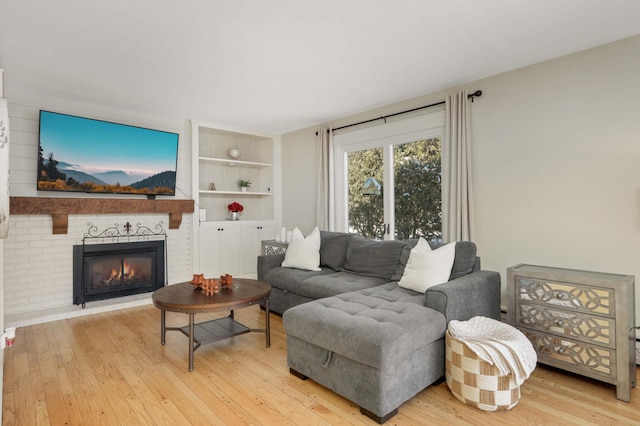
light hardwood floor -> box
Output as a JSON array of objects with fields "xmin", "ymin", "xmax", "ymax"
[{"xmin": 3, "ymin": 304, "xmax": 639, "ymax": 425}]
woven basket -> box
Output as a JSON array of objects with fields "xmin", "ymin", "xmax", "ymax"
[{"xmin": 445, "ymin": 330, "xmax": 521, "ymax": 411}]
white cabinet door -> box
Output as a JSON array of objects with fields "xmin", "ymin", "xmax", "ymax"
[
  {"xmin": 199, "ymin": 224, "xmax": 241, "ymax": 277},
  {"xmin": 240, "ymin": 222, "xmax": 275, "ymax": 274},
  {"xmin": 258, "ymin": 223, "xmax": 275, "ymax": 249},
  {"xmin": 240, "ymin": 225, "xmax": 258, "ymax": 275}
]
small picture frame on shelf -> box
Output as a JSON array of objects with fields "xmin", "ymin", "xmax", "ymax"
[{"xmin": 208, "ymin": 182, "xmax": 216, "ymax": 190}]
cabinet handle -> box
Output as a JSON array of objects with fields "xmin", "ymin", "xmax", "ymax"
[
  {"xmin": 555, "ymin": 292, "xmax": 567, "ymax": 300},
  {"xmin": 554, "ymin": 319, "xmax": 565, "ymax": 326}
]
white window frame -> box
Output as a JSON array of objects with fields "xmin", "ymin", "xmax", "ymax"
[{"xmin": 333, "ymin": 111, "xmax": 444, "ymax": 236}]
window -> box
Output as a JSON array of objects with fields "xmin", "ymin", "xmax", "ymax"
[{"xmin": 334, "ymin": 111, "xmax": 444, "ymax": 240}]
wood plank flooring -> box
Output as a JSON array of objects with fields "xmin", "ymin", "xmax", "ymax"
[{"xmin": 3, "ymin": 304, "xmax": 639, "ymax": 425}]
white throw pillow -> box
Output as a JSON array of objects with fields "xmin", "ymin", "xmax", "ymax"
[
  {"xmin": 398, "ymin": 238, "xmax": 456, "ymax": 292},
  {"xmin": 281, "ymin": 226, "xmax": 321, "ymax": 271}
]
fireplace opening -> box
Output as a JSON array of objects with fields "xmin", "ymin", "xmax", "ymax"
[{"xmin": 73, "ymin": 240, "xmax": 165, "ymax": 306}]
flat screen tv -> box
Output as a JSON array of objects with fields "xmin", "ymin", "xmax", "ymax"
[{"xmin": 37, "ymin": 110, "xmax": 179, "ymax": 196}]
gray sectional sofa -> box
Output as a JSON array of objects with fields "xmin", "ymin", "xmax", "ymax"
[{"xmin": 257, "ymin": 231, "xmax": 500, "ymax": 423}]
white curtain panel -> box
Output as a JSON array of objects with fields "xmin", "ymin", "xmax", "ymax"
[
  {"xmin": 315, "ymin": 127, "xmax": 335, "ymax": 231},
  {"xmin": 443, "ymin": 91, "xmax": 475, "ymax": 242}
]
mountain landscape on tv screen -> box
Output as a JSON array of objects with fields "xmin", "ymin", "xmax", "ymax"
[
  {"xmin": 38, "ymin": 156, "xmax": 176, "ymax": 195},
  {"xmin": 56, "ymin": 161, "xmax": 149, "ymax": 186}
]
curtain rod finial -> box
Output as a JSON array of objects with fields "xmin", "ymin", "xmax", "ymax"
[{"xmin": 468, "ymin": 90, "xmax": 482, "ymax": 102}]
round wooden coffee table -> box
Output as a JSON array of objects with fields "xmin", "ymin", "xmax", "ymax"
[{"xmin": 152, "ymin": 278, "xmax": 271, "ymax": 371}]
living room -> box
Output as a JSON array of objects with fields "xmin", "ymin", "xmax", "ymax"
[{"xmin": 1, "ymin": 1, "xmax": 640, "ymax": 424}]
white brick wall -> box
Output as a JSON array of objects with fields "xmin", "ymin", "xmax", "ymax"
[{"xmin": 4, "ymin": 211, "xmax": 193, "ymax": 316}]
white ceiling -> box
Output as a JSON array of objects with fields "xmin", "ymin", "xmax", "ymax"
[{"xmin": 1, "ymin": 0, "xmax": 640, "ymax": 134}]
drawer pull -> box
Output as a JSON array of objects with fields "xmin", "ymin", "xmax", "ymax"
[
  {"xmin": 555, "ymin": 292, "xmax": 567, "ymax": 300},
  {"xmin": 554, "ymin": 319, "xmax": 566, "ymax": 326},
  {"xmin": 554, "ymin": 346, "xmax": 567, "ymax": 354}
]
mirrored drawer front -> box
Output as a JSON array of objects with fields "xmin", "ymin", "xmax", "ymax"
[
  {"xmin": 517, "ymin": 277, "xmax": 613, "ymax": 316},
  {"xmin": 524, "ymin": 330, "xmax": 614, "ymax": 379},
  {"xmin": 518, "ymin": 303, "xmax": 615, "ymax": 348}
]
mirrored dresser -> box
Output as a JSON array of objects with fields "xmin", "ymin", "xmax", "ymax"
[{"xmin": 507, "ymin": 264, "xmax": 636, "ymax": 401}]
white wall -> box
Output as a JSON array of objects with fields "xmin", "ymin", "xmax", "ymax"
[
  {"xmin": 473, "ymin": 35, "xmax": 640, "ymax": 306},
  {"xmin": 4, "ymin": 92, "xmax": 194, "ymax": 320},
  {"xmin": 281, "ymin": 35, "xmax": 640, "ymax": 319},
  {"xmin": 280, "ymin": 126, "xmax": 318, "ymax": 229}
]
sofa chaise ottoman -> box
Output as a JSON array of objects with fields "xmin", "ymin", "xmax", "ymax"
[
  {"xmin": 284, "ymin": 284, "xmax": 447, "ymax": 423},
  {"xmin": 258, "ymin": 229, "xmax": 501, "ymax": 423}
]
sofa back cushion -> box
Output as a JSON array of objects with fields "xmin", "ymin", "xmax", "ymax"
[
  {"xmin": 342, "ymin": 236, "xmax": 406, "ymax": 280},
  {"xmin": 449, "ymin": 241, "xmax": 477, "ymax": 279},
  {"xmin": 391, "ymin": 240, "xmax": 477, "ymax": 282},
  {"xmin": 319, "ymin": 231, "xmax": 353, "ymax": 271}
]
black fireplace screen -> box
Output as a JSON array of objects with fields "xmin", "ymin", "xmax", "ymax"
[{"xmin": 73, "ymin": 240, "xmax": 166, "ymax": 306}]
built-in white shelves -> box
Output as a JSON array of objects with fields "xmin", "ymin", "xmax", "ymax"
[
  {"xmin": 191, "ymin": 120, "xmax": 281, "ymax": 276},
  {"xmin": 191, "ymin": 121, "xmax": 278, "ymax": 223},
  {"xmin": 198, "ymin": 156, "xmax": 272, "ymax": 168},
  {"xmin": 199, "ymin": 190, "xmax": 272, "ymax": 196}
]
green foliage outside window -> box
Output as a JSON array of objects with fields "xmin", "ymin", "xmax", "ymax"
[
  {"xmin": 348, "ymin": 147, "xmax": 385, "ymax": 239},
  {"xmin": 347, "ymin": 138, "xmax": 442, "ymax": 241}
]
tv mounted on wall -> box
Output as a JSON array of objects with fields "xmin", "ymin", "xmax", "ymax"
[{"xmin": 37, "ymin": 110, "xmax": 179, "ymax": 196}]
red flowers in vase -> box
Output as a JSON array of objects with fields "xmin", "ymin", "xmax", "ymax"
[{"xmin": 228, "ymin": 202, "xmax": 244, "ymax": 212}]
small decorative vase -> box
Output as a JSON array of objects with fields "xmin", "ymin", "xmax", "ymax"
[
  {"xmin": 230, "ymin": 211, "xmax": 240, "ymax": 221},
  {"xmin": 241, "ymin": 187, "xmax": 247, "ymax": 192}
]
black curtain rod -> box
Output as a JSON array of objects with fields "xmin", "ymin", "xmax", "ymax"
[{"xmin": 316, "ymin": 90, "xmax": 482, "ymax": 135}]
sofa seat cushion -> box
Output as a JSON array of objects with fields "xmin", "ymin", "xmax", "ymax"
[
  {"xmin": 358, "ymin": 282, "xmax": 426, "ymax": 305},
  {"xmin": 283, "ymin": 291, "xmax": 446, "ymax": 370},
  {"xmin": 263, "ymin": 266, "xmax": 335, "ymax": 294},
  {"xmin": 299, "ymin": 272, "xmax": 386, "ymax": 300}
]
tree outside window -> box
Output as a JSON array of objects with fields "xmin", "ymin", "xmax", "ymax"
[{"xmin": 347, "ymin": 138, "xmax": 441, "ymax": 241}]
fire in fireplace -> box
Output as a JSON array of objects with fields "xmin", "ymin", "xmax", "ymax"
[
  {"xmin": 73, "ymin": 240, "xmax": 166, "ymax": 306},
  {"xmin": 90, "ymin": 255, "xmax": 151, "ymax": 287}
]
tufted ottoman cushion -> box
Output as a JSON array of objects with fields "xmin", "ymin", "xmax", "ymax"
[
  {"xmin": 285, "ymin": 291, "xmax": 445, "ymax": 369},
  {"xmin": 283, "ymin": 289, "xmax": 447, "ymax": 422}
]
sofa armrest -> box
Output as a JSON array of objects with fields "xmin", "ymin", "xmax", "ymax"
[
  {"xmin": 257, "ymin": 254, "xmax": 285, "ymax": 281},
  {"xmin": 425, "ymin": 270, "xmax": 501, "ymax": 322}
]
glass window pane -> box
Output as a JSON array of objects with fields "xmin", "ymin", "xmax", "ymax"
[
  {"xmin": 393, "ymin": 138, "xmax": 442, "ymax": 241},
  {"xmin": 347, "ymin": 147, "xmax": 384, "ymax": 239}
]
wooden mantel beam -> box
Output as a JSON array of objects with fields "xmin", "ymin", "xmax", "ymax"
[{"xmin": 9, "ymin": 197, "xmax": 195, "ymax": 234}]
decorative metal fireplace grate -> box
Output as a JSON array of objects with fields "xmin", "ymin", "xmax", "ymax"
[{"xmin": 73, "ymin": 222, "xmax": 167, "ymax": 307}]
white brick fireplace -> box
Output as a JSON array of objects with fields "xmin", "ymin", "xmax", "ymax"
[
  {"xmin": 4, "ymin": 92, "xmax": 194, "ymax": 327},
  {"xmin": 4, "ymin": 213, "xmax": 193, "ymax": 326}
]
